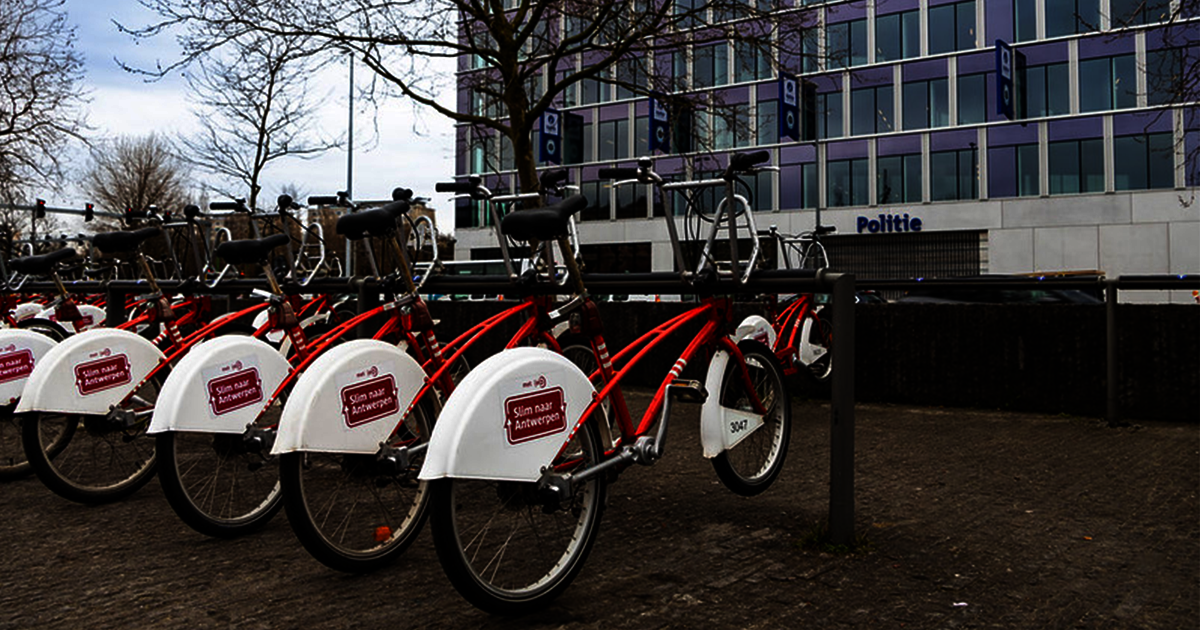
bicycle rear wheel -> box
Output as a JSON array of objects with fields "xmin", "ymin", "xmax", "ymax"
[
  {"xmin": 21, "ymin": 376, "xmax": 161, "ymax": 504},
  {"xmin": 430, "ymin": 418, "xmax": 606, "ymax": 614},
  {"xmin": 1, "ymin": 320, "xmax": 71, "ymax": 481},
  {"xmin": 711, "ymin": 340, "xmax": 791, "ymax": 496},
  {"xmin": 280, "ymin": 397, "xmax": 434, "ymax": 573}
]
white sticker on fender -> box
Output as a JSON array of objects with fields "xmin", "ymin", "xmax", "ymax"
[
  {"xmin": 498, "ymin": 370, "xmax": 569, "ymax": 447},
  {"xmin": 201, "ymin": 355, "xmax": 264, "ymax": 417},
  {"xmin": 73, "ymin": 346, "xmax": 131, "ymax": 396},
  {"xmin": 334, "ymin": 361, "xmax": 398, "ymax": 430}
]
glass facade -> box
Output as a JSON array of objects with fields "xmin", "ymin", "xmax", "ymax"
[{"xmin": 454, "ymin": 0, "xmax": 1193, "ymax": 231}]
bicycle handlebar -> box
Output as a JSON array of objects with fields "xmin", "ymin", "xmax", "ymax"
[
  {"xmin": 307, "ymin": 195, "xmax": 341, "ymax": 206},
  {"xmin": 728, "ymin": 150, "xmax": 771, "ymax": 172},
  {"xmin": 209, "ymin": 200, "xmax": 247, "ymax": 212},
  {"xmin": 598, "ymin": 167, "xmax": 641, "ymax": 180},
  {"xmin": 539, "ymin": 169, "xmax": 569, "ymax": 189},
  {"xmin": 434, "ymin": 182, "xmax": 475, "ymax": 194}
]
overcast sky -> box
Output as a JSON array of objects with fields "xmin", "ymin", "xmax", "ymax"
[{"xmin": 55, "ymin": 1, "xmax": 459, "ymax": 231}]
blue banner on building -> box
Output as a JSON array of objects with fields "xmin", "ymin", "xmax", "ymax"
[
  {"xmin": 539, "ymin": 108, "xmax": 562, "ymax": 164},
  {"xmin": 649, "ymin": 95, "xmax": 670, "ymax": 154},
  {"xmin": 996, "ymin": 40, "xmax": 1015, "ymax": 120},
  {"xmin": 779, "ymin": 72, "xmax": 800, "ymax": 142}
]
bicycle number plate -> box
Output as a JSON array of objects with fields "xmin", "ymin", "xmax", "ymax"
[{"xmin": 722, "ymin": 408, "xmax": 764, "ymax": 450}]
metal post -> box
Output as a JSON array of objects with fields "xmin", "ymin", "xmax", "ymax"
[
  {"xmin": 827, "ymin": 271, "xmax": 856, "ymax": 545},
  {"xmin": 356, "ymin": 278, "xmax": 380, "ymax": 341},
  {"xmin": 105, "ymin": 285, "xmax": 127, "ymax": 327},
  {"xmin": 344, "ymin": 53, "xmax": 355, "ymax": 278},
  {"xmin": 1106, "ymin": 279, "xmax": 1120, "ymax": 426}
]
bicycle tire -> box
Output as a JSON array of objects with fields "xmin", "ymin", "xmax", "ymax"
[
  {"xmin": 711, "ymin": 340, "xmax": 791, "ymax": 497},
  {"xmin": 280, "ymin": 397, "xmax": 435, "ymax": 573},
  {"xmin": 430, "ymin": 417, "xmax": 607, "ymax": 614},
  {"xmin": 21, "ymin": 375, "xmax": 161, "ymax": 504}
]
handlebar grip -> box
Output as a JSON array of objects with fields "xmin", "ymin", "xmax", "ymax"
[
  {"xmin": 392, "ymin": 187, "xmax": 413, "ymax": 202},
  {"xmin": 277, "ymin": 194, "xmax": 300, "ymax": 211},
  {"xmin": 539, "ymin": 169, "xmax": 569, "ymax": 188},
  {"xmin": 729, "ymin": 150, "xmax": 771, "ymax": 171},
  {"xmin": 209, "ymin": 201, "xmax": 243, "ymax": 211},
  {"xmin": 183, "ymin": 204, "xmax": 203, "ymax": 220},
  {"xmin": 307, "ymin": 196, "xmax": 340, "ymax": 206},
  {"xmin": 435, "ymin": 182, "xmax": 476, "ymax": 193},
  {"xmin": 598, "ymin": 167, "xmax": 641, "ymax": 180}
]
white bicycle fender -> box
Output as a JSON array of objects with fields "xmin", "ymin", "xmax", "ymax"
[
  {"xmin": 271, "ymin": 340, "xmax": 426, "ymax": 455},
  {"xmin": 15, "ymin": 328, "xmax": 165, "ymax": 415},
  {"xmin": 0, "ymin": 329, "xmax": 58, "ymax": 406},
  {"xmin": 38, "ymin": 304, "xmax": 105, "ymax": 333},
  {"xmin": 700, "ymin": 349, "xmax": 765, "ymax": 459},
  {"xmin": 13, "ymin": 302, "xmax": 44, "ymax": 322},
  {"xmin": 148, "ymin": 336, "xmax": 290, "ymax": 435},
  {"xmin": 733, "ymin": 314, "xmax": 776, "ymax": 347},
  {"xmin": 419, "ymin": 347, "xmax": 594, "ymax": 483}
]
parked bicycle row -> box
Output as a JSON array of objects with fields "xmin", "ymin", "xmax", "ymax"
[{"xmin": 1, "ymin": 152, "xmax": 835, "ymax": 614}]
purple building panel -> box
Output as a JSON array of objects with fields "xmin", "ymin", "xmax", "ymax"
[
  {"xmin": 958, "ymin": 51, "xmax": 994, "ymax": 74},
  {"xmin": 1113, "ymin": 111, "xmax": 1174, "ymax": 136},
  {"xmin": 808, "ymin": 72, "xmax": 843, "ymax": 93},
  {"xmin": 851, "ymin": 67, "xmax": 894, "ymax": 87},
  {"xmin": 758, "ymin": 82, "xmax": 780, "ymax": 102},
  {"xmin": 989, "ymin": 145, "xmax": 1018, "ymax": 197},
  {"xmin": 597, "ymin": 104, "xmax": 628, "ymax": 122},
  {"xmin": 988, "ymin": 123, "xmax": 1039, "ymax": 146},
  {"xmin": 711, "ymin": 86, "xmax": 751, "ymax": 104},
  {"xmin": 877, "ymin": 134, "xmax": 923, "ymax": 156},
  {"xmin": 903, "ymin": 59, "xmax": 949, "ymax": 82},
  {"xmin": 826, "ymin": 139, "xmax": 869, "ymax": 160},
  {"xmin": 1048, "ymin": 117, "xmax": 1103, "ymax": 141},
  {"xmin": 929, "ymin": 128, "xmax": 978, "ymax": 151},
  {"xmin": 780, "ymin": 143, "xmax": 818, "ymax": 164},
  {"xmin": 1078, "ymin": 32, "xmax": 1136, "ymax": 58},
  {"xmin": 826, "ymin": 2, "xmax": 867, "ymax": 23},
  {"xmin": 1013, "ymin": 41, "xmax": 1069, "ymax": 64},
  {"xmin": 1188, "ymin": 130, "xmax": 1200, "ymax": 187},
  {"xmin": 878, "ymin": 0, "xmax": 921, "ymax": 15},
  {"xmin": 987, "ymin": 0, "xmax": 1014, "ymax": 44},
  {"xmin": 929, "ymin": 0, "xmax": 967, "ymax": 7}
]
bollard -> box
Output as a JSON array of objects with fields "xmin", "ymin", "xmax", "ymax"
[{"xmin": 827, "ymin": 272, "xmax": 856, "ymax": 545}]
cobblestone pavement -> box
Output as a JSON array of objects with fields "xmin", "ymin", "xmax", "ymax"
[{"xmin": 2, "ymin": 393, "xmax": 1196, "ymax": 629}]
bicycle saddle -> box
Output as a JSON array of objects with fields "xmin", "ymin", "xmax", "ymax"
[
  {"xmin": 500, "ymin": 194, "xmax": 587, "ymax": 242},
  {"xmin": 336, "ymin": 200, "xmax": 409, "ymax": 240},
  {"xmin": 92, "ymin": 227, "xmax": 162, "ymax": 255},
  {"xmin": 814, "ymin": 225, "xmax": 836, "ymax": 235},
  {"xmin": 8, "ymin": 247, "xmax": 78, "ymax": 275},
  {"xmin": 215, "ymin": 233, "xmax": 290, "ymax": 265}
]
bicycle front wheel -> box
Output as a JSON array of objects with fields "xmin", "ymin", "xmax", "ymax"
[
  {"xmin": 711, "ymin": 340, "xmax": 791, "ymax": 496},
  {"xmin": 280, "ymin": 398, "xmax": 434, "ymax": 573},
  {"xmin": 430, "ymin": 418, "xmax": 607, "ymax": 614},
  {"xmin": 21, "ymin": 377, "xmax": 161, "ymax": 504}
]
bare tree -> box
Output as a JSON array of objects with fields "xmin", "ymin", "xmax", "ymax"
[
  {"xmin": 82, "ymin": 134, "xmax": 193, "ymax": 228},
  {"xmin": 0, "ymin": 0, "xmax": 89, "ymax": 236},
  {"xmin": 173, "ymin": 35, "xmax": 342, "ymax": 211},
  {"xmin": 125, "ymin": 0, "xmax": 816, "ymax": 200}
]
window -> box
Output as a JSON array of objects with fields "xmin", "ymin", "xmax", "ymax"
[
  {"xmin": 1114, "ymin": 133, "xmax": 1175, "ymax": 190},
  {"xmin": 693, "ymin": 43, "xmax": 729, "ymax": 88},
  {"xmin": 928, "ymin": 1, "xmax": 976, "ymax": 55},
  {"xmin": 778, "ymin": 29, "xmax": 818, "ymax": 76},
  {"xmin": 635, "ymin": 116, "xmax": 649, "ymax": 157},
  {"xmin": 801, "ymin": 163, "xmax": 818, "ymax": 208},
  {"xmin": 903, "ymin": 79, "xmax": 949, "ymax": 130},
  {"xmin": 712, "ymin": 103, "xmax": 752, "ymax": 150},
  {"xmin": 734, "ymin": 40, "xmax": 773, "ymax": 83},
  {"xmin": 988, "ymin": 143, "xmax": 1040, "ymax": 197},
  {"xmin": 598, "ymin": 118, "xmax": 629, "ymax": 161},
  {"xmin": 563, "ymin": 115, "xmax": 587, "ymax": 165},
  {"xmin": 1017, "ymin": 144, "xmax": 1039, "ymax": 196},
  {"xmin": 1110, "ymin": 0, "xmax": 1171, "ymax": 26},
  {"xmin": 957, "ymin": 73, "xmax": 987, "ymax": 124},
  {"xmin": 556, "ymin": 69, "xmax": 577, "ymax": 108},
  {"xmin": 1079, "ymin": 55, "xmax": 1137, "ymax": 112},
  {"xmin": 1147, "ymin": 48, "xmax": 1185, "ymax": 106},
  {"xmin": 579, "ymin": 180, "xmax": 610, "ymax": 221},
  {"xmin": 877, "ymin": 154, "xmax": 922, "ymax": 204},
  {"xmin": 756, "ymin": 100, "xmax": 777, "ymax": 146},
  {"xmin": 827, "ymin": 19, "xmax": 868, "ymax": 69},
  {"xmin": 1023, "ymin": 63, "xmax": 1070, "ymax": 117},
  {"xmin": 1014, "ymin": 0, "xmax": 1037, "ymax": 41},
  {"xmin": 817, "ymin": 90, "xmax": 844, "ymax": 139},
  {"xmin": 851, "ymin": 85, "xmax": 895, "ymax": 135},
  {"xmin": 614, "ymin": 182, "xmax": 647, "ymax": 219},
  {"xmin": 1048, "ymin": 138, "xmax": 1104, "ymax": 194},
  {"xmin": 876, "ymin": 10, "xmax": 920, "ymax": 62},
  {"xmin": 1045, "ymin": 0, "xmax": 1100, "ymax": 37},
  {"xmin": 930, "ymin": 148, "xmax": 978, "ymax": 201},
  {"xmin": 827, "ymin": 158, "xmax": 869, "ymax": 207},
  {"xmin": 580, "ymin": 67, "xmax": 611, "ymax": 105},
  {"xmin": 615, "ymin": 57, "xmax": 646, "ymax": 101},
  {"xmin": 675, "ymin": 0, "xmax": 707, "ymax": 30}
]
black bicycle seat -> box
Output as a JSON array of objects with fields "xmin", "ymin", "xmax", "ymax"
[
  {"xmin": 92, "ymin": 227, "xmax": 162, "ymax": 255},
  {"xmin": 215, "ymin": 233, "xmax": 290, "ymax": 265},
  {"xmin": 500, "ymin": 194, "xmax": 587, "ymax": 242},
  {"xmin": 336, "ymin": 202, "xmax": 408, "ymax": 240},
  {"xmin": 8, "ymin": 247, "xmax": 78, "ymax": 275}
]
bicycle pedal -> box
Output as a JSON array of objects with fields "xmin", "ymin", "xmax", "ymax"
[{"xmin": 668, "ymin": 379, "xmax": 707, "ymax": 403}]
